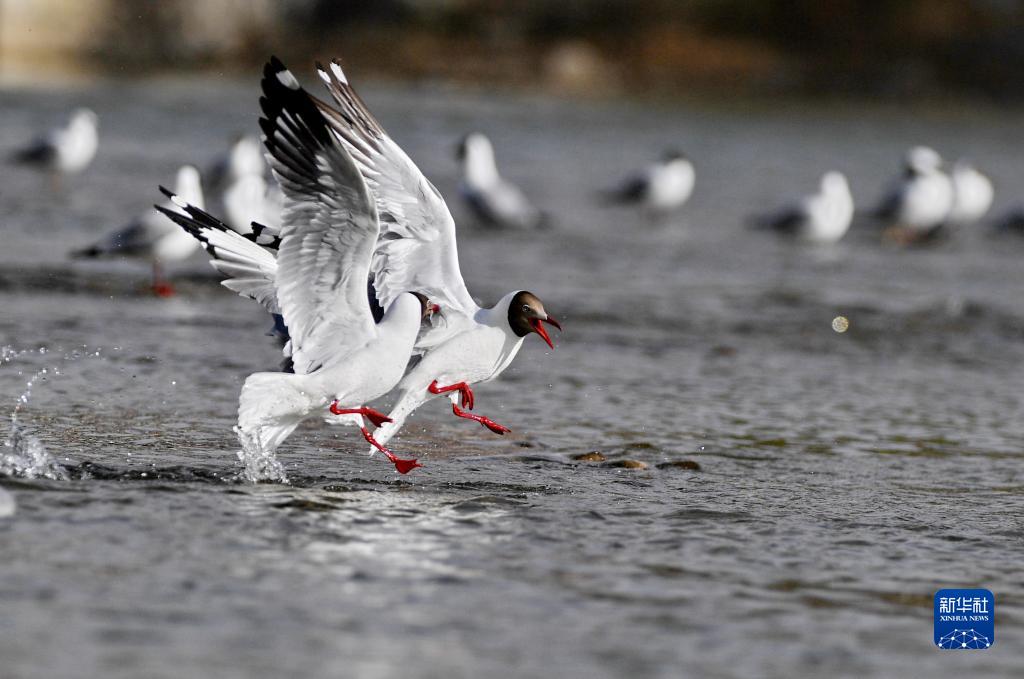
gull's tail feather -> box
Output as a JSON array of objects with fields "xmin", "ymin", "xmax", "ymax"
[
  {"xmin": 237, "ymin": 371, "xmax": 321, "ymax": 452},
  {"xmin": 234, "ymin": 370, "xmax": 312, "ymax": 483},
  {"xmin": 70, "ymin": 244, "xmax": 103, "ymax": 258},
  {"xmin": 11, "ymin": 141, "xmax": 54, "ymax": 166}
]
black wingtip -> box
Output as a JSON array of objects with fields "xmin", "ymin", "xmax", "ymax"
[
  {"xmin": 70, "ymin": 245, "xmax": 101, "ymax": 259},
  {"xmin": 244, "ymin": 221, "xmax": 282, "ymax": 250},
  {"xmin": 259, "ymin": 56, "xmax": 333, "ymax": 150},
  {"xmin": 158, "ymin": 185, "xmax": 175, "ymax": 200}
]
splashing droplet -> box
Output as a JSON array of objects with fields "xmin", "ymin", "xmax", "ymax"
[{"xmin": 234, "ymin": 426, "xmax": 288, "ymax": 484}]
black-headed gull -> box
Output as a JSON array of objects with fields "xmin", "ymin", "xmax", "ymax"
[
  {"xmin": 754, "ymin": 171, "xmax": 853, "ymax": 244},
  {"xmin": 11, "ymin": 108, "xmax": 98, "ymax": 177},
  {"xmin": 947, "ymin": 160, "xmax": 993, "ymax": 225},
  {"xmin": 311, "ymin": 58, "xmax": 562, "ymax": 449},
  {"xmin": 602, "ymin": 150, "xmax": 695, "ymax": 213},
  {"xmin": 72, "ymin": 165, "xmax": 204, "ymax": 296},
  {"xmin": 457, "ymin": 132, "xmax": 546, "ymax": 229},
  {"xmin": 160, "ymin": 58, "xmax": 436, "ymax": 475},
  {"xmin": 873, "ymin": 146, "xmax": 954, "ymax": 242}
]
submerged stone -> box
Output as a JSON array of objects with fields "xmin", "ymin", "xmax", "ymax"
[
  {"xmin": 657, "ymin": 460, "xmax": 702, "ymax": 471},
  {"xmin": 606, "ymin": 459, "xmax": 648, "ymax": 469},
  {"xmin": 573, "ymin": 451, "xmax": 606, "ymax": 462}
]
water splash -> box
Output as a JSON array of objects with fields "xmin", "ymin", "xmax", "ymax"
[
  {"xmin": 234, "ymin": 425, "xmax": 288, "ymax": 484},
  {"xmin": 1, "ymin": 344, "xmax": 109, "ymax": 481},
  {"xmin": 1, "ymin": 421, "xmax": 67, "ymax": 480}
]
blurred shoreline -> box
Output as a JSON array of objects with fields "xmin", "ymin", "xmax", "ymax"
[{"xmin": 2, "ymin": 0, "xmax": 1024, "ymax": 107}]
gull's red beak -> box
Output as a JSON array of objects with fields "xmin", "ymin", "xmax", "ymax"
[
  {"xmin": 430, "ymin": 303, "xmax": 441, "ymax": 314},
  {"xmin": 529, "ymin": 315, "xmax": 561, "ymax": 349}
]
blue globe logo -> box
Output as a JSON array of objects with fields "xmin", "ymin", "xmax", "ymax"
[{"xmin": 937, "ymin": 629, "xmax": 991, "ymax": 649}]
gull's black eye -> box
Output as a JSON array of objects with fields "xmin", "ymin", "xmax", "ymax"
[{"xmin": 522, "ymin": 304, "xmax": 530, "ymax": 312}]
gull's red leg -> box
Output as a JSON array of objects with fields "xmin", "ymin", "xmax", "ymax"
[
  {"xmin": 428, "ymin": 380, "xmax": 474, "ymax": 409},
  {"xmin": 452, "ymin": 403, "xmax": 511, "ymax": 435},
  {"xmin": 151, "ymin": 262, "xmax": 174, "ymax": 297},
  {"xmin": 360, "ymin": 427, "xmax": 422, "ymax": 474},
  {"xmin": 359, "ymin": 408, "xmax": 393, "ymax": 428},
  {"xmin": 329, "ymin": 402, "xmax": 393, "ymax": 427}
]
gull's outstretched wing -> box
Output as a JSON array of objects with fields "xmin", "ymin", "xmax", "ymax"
[
  {"xmin": 259, "ymin": 57, "xmax": 381, "ymax": 374},
  {"xmin": 154, "ymin": 189, "xmax": 280, "ymax": 314},
  {"xmin": 312, "ymin": 59, "xmax": 480, "ymax": 350}
]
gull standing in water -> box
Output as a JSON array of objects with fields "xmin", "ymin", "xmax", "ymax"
[
  {"xmin": 601, "ymin": 150, "xmax": 695, "ymax": 215},
  {"xmin": 11, "ymin": 108, "xmax": 99, "ymax": 182},
  {"xmin": 205, "ymin": 135, "xmax": 284, "ymax": 235},
  {"xmin": 754, "ymin": 172, "xmax": 854, "ymax": 244},
  {"xmin": 72, "ymin": 165, "xmax": 204, "ymax": 296},
  {"xmin": 160, "ymin": 58, "xmax": 436, "ymax": 475},
  {"xmin": 312, "ymin": 59, "xmax": 562, "ymax": 450},
  {"xmin": 204, "ymin": 135, "xmax": 265, "ymax": 192},
  {"xmin": 873, "ymin": 146, "xmax": 954, "ymax": 243},
  {"xmin": 457, "ymin": 132, "xmax": 546, "ymax": 229}
]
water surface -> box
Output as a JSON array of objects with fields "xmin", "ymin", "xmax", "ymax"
[{"xmin": 1, "ymin": 78, "xmax": 1023, "ymax": 678}]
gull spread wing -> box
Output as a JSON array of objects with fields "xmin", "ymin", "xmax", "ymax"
[
  {"xmin": 312, "ymin": 59, "xmax": 480, "ymax": 350},
  {"xmin": 259, "ymin": 57, "xmax": 381, "ymax": 374},
  {"xmin": 155, "ymin": 189, "xmax": 280, "ymax": 314}
]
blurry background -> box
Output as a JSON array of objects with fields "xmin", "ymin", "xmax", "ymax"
[
  {"xmin": 4, "ymin": 0, "xmax": 1024, "ymax": 102},
  {"xmin": 3, "ymin": 3, "xmax": 1024, "ymax": 679}
]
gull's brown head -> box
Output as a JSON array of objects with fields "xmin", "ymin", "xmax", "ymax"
[{"xmin": 507, "ymin": 291, "xmax": 561, "ymax": 349}]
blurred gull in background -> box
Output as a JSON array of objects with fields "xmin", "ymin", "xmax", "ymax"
[
  {"xmin": 10, "ymin": 108, "xmax": 99, "ymax": 180},
  {"xmin": 947, "ymin": 159, "xmax": 994, "ymax": 226},
  {"xmin": 222, "ymin": 172, "xmax": 284, "ymax": 235},
  {"xmin": 457, "ymin": 132, "xmax": 546, "ymax": 229},
  {"xmin": 601, "ymin": 150, "xmax": 695, "ymax": 215},
  {"xmin": 873, "ymin": 146, "xmax": 954, "ymax": 243},
  {"xmin": 753, "ymin": 171, "xmax": 853, "ymax": 244},
  {"xmin": 204, "ymin": 135, "xmax": 265, "ymax": 192},
  {"xmin": 206, "ymin": 135, "xmax": 283, "ymax": 234},
  {"xmin": 71, "ymin": 165, "xmax": 204, "ymax": 296}
]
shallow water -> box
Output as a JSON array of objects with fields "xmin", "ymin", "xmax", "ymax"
[{"xmin": 1, "ymin": 78, "xmax": 1023, "ymax": 678}]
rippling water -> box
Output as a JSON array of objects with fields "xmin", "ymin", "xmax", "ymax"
[{"xmin": 1, "ymin": 78, "xmax": 1023, "ymax": 678}]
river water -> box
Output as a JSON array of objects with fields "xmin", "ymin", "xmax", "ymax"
[{"xmin": 1, "ymin": 77, "xmax": 1022, "ymax": 678}]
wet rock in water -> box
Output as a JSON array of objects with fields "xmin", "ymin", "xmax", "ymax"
[
  {"xmin": 573, "ymin": 451, "xmax": 606, "ymax": 462},
  {"xmin": 0, "ymin": 487, "xmax": 15, "ymax": 518},
  {"xmin": 272, "ymin": 498, "xmax": 343, "ymax": 512},
  {"xmin": 605, "ymin": 459, "xmax": 648, "ymax": 469},
  {"xmin": 657, "ymin": 460, "xmax": 702, "ymax": 471}
]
